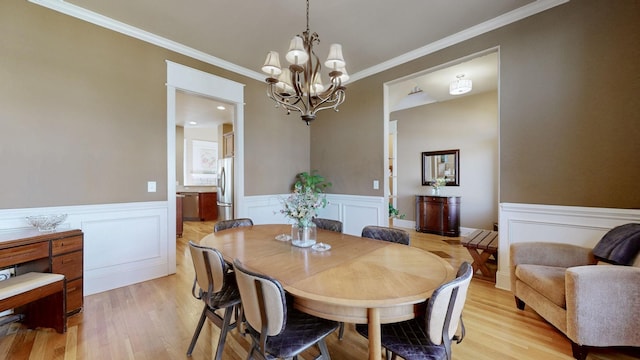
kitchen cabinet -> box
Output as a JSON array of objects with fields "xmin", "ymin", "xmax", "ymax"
[
  {"xmin": 415, "ymin": 195, "xmax": 460, "ymax": 237},
  {"xmin": 199, "ymin": 192, "xmax": 218, "ymax": 221},
  {"xmin": 176, "ymin": 194, "xmax": 184, "ymax": 237},
  {"xmin": 179, "ymin": 192, "xmax": 217, "ymax": 221},
  {"xmin": 223, "ymin": 132, "xmax": 234, "ymax": 158}
]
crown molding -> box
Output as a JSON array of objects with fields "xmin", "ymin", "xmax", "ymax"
[
  {"xmin": 28, "ymin": 0, "xmax": 265, "ymax": 82},
  {"xmin": 29, "ymin": 0, "xmax": 568, "ymax": 84},
  {"xmin": 349, "ymin": 0, "xmax": 570, "ymax": 82}
]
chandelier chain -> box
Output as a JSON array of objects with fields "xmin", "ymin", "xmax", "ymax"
[{"xmin": 306, "ymin": 0, "xmax": 310, "ymax": 33}]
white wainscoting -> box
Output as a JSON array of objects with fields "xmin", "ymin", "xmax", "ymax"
[
  {"xmin": 0, "ymin": 201, "xmax": 171, "ymax": 296},
  {"xmin": 496, "ymin": 203, "xmax": 640, "ymax": 290},
  {"xmin": 240, "ymin": 194, "xmax": 387, "ymax": 236}
]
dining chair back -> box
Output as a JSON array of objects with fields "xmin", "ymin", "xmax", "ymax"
[
  {"xmin": 214, "ymin": 218, "xmax": 254, "ymax": 232},
  {"xmin": 311, "ymin": 217, "xmax": 345, "ymax": 339},
  {"xmin": 361, "ymin": 225, "xmax": 410, "ymax": 245},
  {"xmin": 187, "ymin": 241, "xmax": 241, "ymax": 360},
  {"xmin": 356, "ymin": 262, "xmax": 473, "ymax": 360},
  {"xmin": 312, "ymin": 218, "xmax": 343, "ymax": 233},
  {"xmin": 233, "ymin": 259, "xmax": 339, "ymax": 359}
]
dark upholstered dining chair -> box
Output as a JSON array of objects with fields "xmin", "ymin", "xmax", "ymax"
[
  {"xmin": 361, "ymin": 225, "xmax": 410, "ymax": 245},
  {"xmin": 312, "ymin": 218, "xmax": 343, "ymax": 233},
  {"xmin": 356, "ymin": 262, "xmax": 473, "ymax": 360},
  {"xmin": 233, "ymin": 259, "xmax": 339, "ymax": 360},
  {"xmin": 187, "ymin": 241, "xmax": 242, "ymax": 360},
  {"xmin": 214, "ymin": 218, "xmax": 254, "ymax": 232},
  {"xmin": 311, "ymin": 218, "xmax": 345, "ymax": 339}
]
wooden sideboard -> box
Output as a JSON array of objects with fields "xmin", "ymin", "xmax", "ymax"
[
  {"xmin": 415, "ymin": 195, "xmax": 461, "ymax": 237},
  {"xmin": 0, "ymin": 228, "xmax": 84, "ymax": 315}
]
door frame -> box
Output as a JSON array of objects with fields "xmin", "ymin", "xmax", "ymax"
[{"xmin": 166, "ymin": 61, "xmax": 245, "ymax": 273}]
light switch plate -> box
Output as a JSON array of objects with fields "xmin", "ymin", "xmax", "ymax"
[
  {"xmin": 373, "ymin": 180, "xmax": 379, "ymax": 190},
  {"xmin": 147, "ymin": 181, "xmax": 157, "ymax": 192}
]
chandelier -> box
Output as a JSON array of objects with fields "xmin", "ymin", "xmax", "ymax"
[{"xmin": 261, "ymin": 0, "xmax": 348, "ymax": 125}]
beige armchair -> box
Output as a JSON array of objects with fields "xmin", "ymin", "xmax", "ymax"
[{"xmin": 510, "ymin": 242, "xmax": 640, "ymax": 360}]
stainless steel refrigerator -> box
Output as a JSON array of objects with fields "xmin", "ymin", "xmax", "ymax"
[{"xmin": 217, "ymin": 157, "xmax": 233, "ymax": 221}]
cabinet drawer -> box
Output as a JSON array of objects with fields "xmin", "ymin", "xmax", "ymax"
[
  {"xmin": 66, "ymin": 278, "xmax": 83, "ymax": 314},
  {"xmin": 52, "ymin": 251, "xmax": 83, "ymax": 280},
  {"xmin": 51, "ymin": 235, "xmax": 83, "ymax": 255},
  {"xmin": 0, "ymin": 242, "xmax": 49, "ymax": 268}
]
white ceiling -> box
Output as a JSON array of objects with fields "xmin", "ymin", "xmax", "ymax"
[
  {"xmin": 63, "ymin": 0, "xmax": 550, "ymax": 78},
  {"xmin": 175, "ymin": 90, "xmax": 234, "ymax": 129},
  {"xmin": 45, "ymin": 0, "xmax": 566, "ymax": 124},
  {"xmin": 388, "ymin": 51, "xmax": 499, "ymax": 111}
]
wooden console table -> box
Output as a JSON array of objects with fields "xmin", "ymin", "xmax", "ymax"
[
  {"xmin": 415, "ymin": 195, "xmax": 460, "ymax": 237},
  {"xmin": 0, "ymin": 228, "xmax": 84, "ymax": 314}
]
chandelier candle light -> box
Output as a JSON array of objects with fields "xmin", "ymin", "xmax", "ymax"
[{"xmin": 261, "ymin": 0, "xmax": 348, "ymax": 125}]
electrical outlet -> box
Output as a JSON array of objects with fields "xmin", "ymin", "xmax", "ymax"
[
  {"xmin": 373, "ymin": 180, "xmax": 379, "ymax": 190},
  {"xmin": 147, "ymin": 181, "xmax": 157, "ymax": 192}
]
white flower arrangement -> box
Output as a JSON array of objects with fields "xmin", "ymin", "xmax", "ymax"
[
  {"xmin": 432, "ymin": 177, "xmax": 446, "ymax": 190},
  {"xmin": 280, "ymin": 183, "xmax": 326, "ymax": 227}
]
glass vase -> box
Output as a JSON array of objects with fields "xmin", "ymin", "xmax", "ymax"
[{"xmin": 291, "ymin": 223, "xmax": 317, "ymax": 248}]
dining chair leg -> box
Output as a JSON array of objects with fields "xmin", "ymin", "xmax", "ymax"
[
  {"xmin": 237, "ymin": 304, "xmax": 247, "ymax": 335},
  {"xmin": 187, "ymin": 305, "xmax": 209, "ymax": 356},
  {"xmin": 386, "ymin": 349, "xmax": 395, "ymax": 360},
  {"xmin": 247, "ymin": 339, "xmax": 266, "ymax": 360},
  {"xmin": 214, "ymin": 306, "xmax": 235, "ymax": 360},
  {"xmin": 317, "ymin": 339, "xmax": 331, "ymax": 359}
]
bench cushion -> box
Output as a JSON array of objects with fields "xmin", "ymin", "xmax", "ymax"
[
  {"xmin": 515, "ymin": 264, "xmax": 566, "ymax": 308},
  {"xmin": 0, "ymin": 272, "xmax": 65, "ymax": 301}
]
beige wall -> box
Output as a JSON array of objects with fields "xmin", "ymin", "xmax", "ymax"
[
  {"xmin": 312, "ymin": 0, "xmax": 640, "ymax": 209},
  {"xmin": 242, "ymin": 83, "xmax": 311, "ymax": 195},
  {"xmin": 2, "ymin": 0, "xmax": 638, "ymax": 211},
  {"xmin": 0, "ymin": 0, "xmax": 304, "ymax": 209},
  {"xmin": 393, "ymin": 91, "xmax": 498, "ymax": 229}
]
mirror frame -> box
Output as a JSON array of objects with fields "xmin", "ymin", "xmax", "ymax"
[{"xmin": 421, "ymin": 149, "xmax": 460, "ymax": 186}]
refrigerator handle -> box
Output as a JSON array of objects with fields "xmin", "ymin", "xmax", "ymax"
[{"xmin": 220, "ymin": 167, "xmax": 226, "ymax": 196}]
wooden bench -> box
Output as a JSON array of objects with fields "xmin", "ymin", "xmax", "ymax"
[
  {"xmin": 461, "ymin": 230, "xmax": 498, "ymax": 281},
  {"xmin": 0, "ymin": 272, "xmax": 66, "ymax": 333}
]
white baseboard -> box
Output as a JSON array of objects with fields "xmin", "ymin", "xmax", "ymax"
[
  {"xmin": 391, "ymin": 218, "xmax": 475, "ymax": 237},
  {"xmin": 0, "ymin": 202, "xmax": 172, "ymax": 296},
  {"xmin": 496, "ymin": 203, "xmax": 640, "ymax": 290}
]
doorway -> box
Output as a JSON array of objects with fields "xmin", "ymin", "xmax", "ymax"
[
  {"xmin": 383, "ymin": 48, "xmax": 499, "ymax": 232},
  {"xmin": 166, "ymin": 61, "xmax": 245, "ymax": 274}
]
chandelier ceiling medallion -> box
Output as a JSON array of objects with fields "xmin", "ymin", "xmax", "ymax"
[{"xmin": 261, "ymin": 0, "xmax": 347, "ymax": 125}]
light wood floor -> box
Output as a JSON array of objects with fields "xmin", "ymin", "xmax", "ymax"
[{"xmin": 1, "ymin": 221, "xmax": 638, "ymax": 360}]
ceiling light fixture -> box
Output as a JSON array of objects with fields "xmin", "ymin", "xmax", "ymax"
[
  {"xmin": 392, "ymin": 86, "xmax": 437, "ymax": 111},
  {"xmin": 261, "ymin": 0, "xmax": 347, "ymax": 125},
  {"xmin": 216, "ymin": 105, "xmax": 226, "ymax": 110},
  {"xmin": 449, "ymin": 74, "xmax": 472, "ymax": 95}
]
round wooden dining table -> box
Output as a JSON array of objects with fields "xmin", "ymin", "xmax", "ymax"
[{"xmin": 201, "ymin": 224, "xmax": 455, "ymax": 360}]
